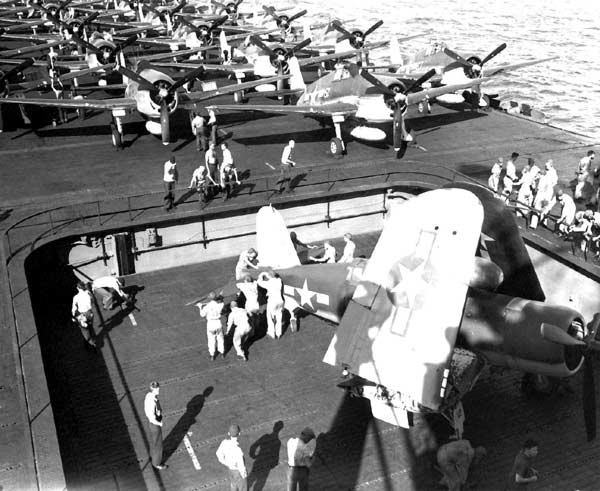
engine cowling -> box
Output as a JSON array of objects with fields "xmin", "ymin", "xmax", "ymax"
[{"xmin": 459, "ymin": 288, "xmax": 586, "ymax": 377}]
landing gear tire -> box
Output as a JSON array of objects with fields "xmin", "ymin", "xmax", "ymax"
[
  {"xmin": 233, "ymin": 91, "xmax": 246, "ymax": 104},
  {"xmin": 521, "ymin": 373, "xmax": 559, "ymax": 396},
  {"xmin": 330, "ymin": 137, "xmax": 344, "ymax": 156},
  {"xmin": 111, "ymin": 127, "xmax": 122, "ymax": 150}
]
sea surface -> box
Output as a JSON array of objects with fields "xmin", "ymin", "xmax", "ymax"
[{"xmin": 295, "ymin": 0, "xmax": 600, "ymax": 141}]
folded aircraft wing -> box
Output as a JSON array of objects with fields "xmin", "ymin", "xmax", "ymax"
[
  {"xmin": 0, "ymin": 96, "xmax": 137, "ymax": 110},
  {"xmin": 482, "ymin": 56, "xmax": 558, "ymax": 77},
  {"xmin": 406, "ymin": 77, "xmax": 490, "ymax": 105},
  {"xmin": 178, "ymin": 74, "xmax": 290, "ymax": 108},
  {"xmin": 207, "ymin": 101, "xmax": 358, "ymax": 117},
  {"xmin": 323, "ymin": 188, "xmax": 484, "ymax": 411}
]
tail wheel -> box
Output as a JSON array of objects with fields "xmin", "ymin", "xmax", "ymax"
[{"xmin": 330, "ymin": 137, "xmax": 344, "ymax": 156}]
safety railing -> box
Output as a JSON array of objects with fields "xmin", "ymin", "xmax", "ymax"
[{"xmin": 1, "ymin": 160, "xmax": 487, "ymax": 263}]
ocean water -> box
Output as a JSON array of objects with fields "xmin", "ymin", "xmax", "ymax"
[{"xmin": 296, "ymin": 0, "xmax": 600, "ymax": 141}]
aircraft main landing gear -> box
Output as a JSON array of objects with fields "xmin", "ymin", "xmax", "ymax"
[
  {"xmin": 331, "ymin": 117, "xmax": 346, "ymax": 156},
  {"xmin": 110, "ymin": 115, "xmax": 124, "ymax": 150},
  {"xmin": 330, "ymin": 137, "xmax": 344, "ymax": 156}
]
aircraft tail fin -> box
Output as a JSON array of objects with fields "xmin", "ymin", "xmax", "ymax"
[
  {"xmin": 256, "ymin": 206, "xmax": 301, "ymax": 269},
  {"xmin": 389, "ymin": 36, "xmax": 403, "ymax": 66},
  {"xmin": 219, "ymin": 30, "xmax": 231, "ymax": 62},
  {"xmin": 288, "ymin": 56, "xmax": 306, "ymax": 91},
  {"xmin": 302, "ymin": 16, "xmax": 311, "ymax": 41}
]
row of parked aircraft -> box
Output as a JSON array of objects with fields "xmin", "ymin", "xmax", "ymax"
[{"xmin": 1, "ymin": 0, "xmax": 556, "ymax": 156}]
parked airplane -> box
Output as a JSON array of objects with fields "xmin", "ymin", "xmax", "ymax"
[
  {"xmin": 391, "ymin": 42, "xmax": 557, "ymax": 105},
  {"xmin": 0, "ymin": 60, "xmax": 288, "ymax": 146},
  {"xmin": 208, "ymin": 55, "xmax": 488, "ymax": 156},
  {"xmin": 231, "ymin": 185, "xmax": 600, "ymax": 440}
]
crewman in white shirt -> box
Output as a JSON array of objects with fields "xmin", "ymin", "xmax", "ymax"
[
  {"xmin": 236, "ymin": 275, "xmax": 260, "ymax": 333},
  {"xmin": 257, "ymin": 271, "xmax": 284, "ymax": 339},
  {"xmin": 190, "ymin": 164, "xmax": 216, "ymax": 203},
  {"xmin": 226, "ymin": 301, "xmax": 252, "ymax": 361},
  {"xmin": 92, "ymin": 275, "xmax": 129, "ymax": 310},
  {"xmin": 198, "ymin": 292, "xmax": 225, "ymax": 360},
  {"xmin": 71, "ymin": 281, "xmax": 96, "ymax": 347},
  {"xmin": 235, "ymin": 248, "xmax": 259, "ymax": 280},
  {"xmin": 163, "ymin": 154, "xmax": 178, "ymax": 211},
  {"xmin": 287, "ymin": 427, "xmax": 316, "ymax": 490},
  {"xmin": 216, "ymin": 424, "xmax": 247, "ymax": 490},
  {"xmin": 311, "ymin": 241, "xmax": 336, "ymax": 263},
  {"xmin": 144, "ymin": 381, "xmax": 168, "ymax": 470},
  {"xmin": 337, "ymin": 233, "xmax": 356, "ymax": 263}
]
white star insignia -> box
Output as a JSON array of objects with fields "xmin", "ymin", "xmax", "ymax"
[
  {"xmin": 389, "ymin": 258, "xmax": 429, "ymax": 310},
  {"xmin": 297, "ymin": 279, "xmax": 316, "ymax": 309}
]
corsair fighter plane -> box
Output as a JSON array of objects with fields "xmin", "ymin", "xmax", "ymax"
[{"xmin": 245, "ymin": 186, "xmax": 600, "ymax": 440}]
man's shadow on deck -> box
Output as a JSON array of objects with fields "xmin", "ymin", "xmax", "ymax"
[
  {"xmin": 163, "ymin": 387, "xmax": 214, "ymax": 461},
  {"xmin": 248, "ymin": 421, "xmax": 284, "ymax": 491}
]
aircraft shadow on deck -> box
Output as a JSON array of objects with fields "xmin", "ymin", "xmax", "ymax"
[
  {"xmin": 408, "ymin": 107, "xmax": 487, "ymax": 133},
  {"xmin": 232, "ymin": 127, "xmax": 334, "ymax": 146}
]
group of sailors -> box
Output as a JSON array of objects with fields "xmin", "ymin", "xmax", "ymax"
[
  {"xmin": 196, "ymin": 233, "xmax": 356, "ymax": 361},
  {"xmin": 489, "ymin": 150, "xmax": 600, "ymax": 256}
]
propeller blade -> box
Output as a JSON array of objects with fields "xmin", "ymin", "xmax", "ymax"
[
  {"xmin": 210, "ymin": 15, "xmax": 228, "ymax": 31},
  {"xmin": 168, "ymin": 66, "xmax": 205, "ymax": 92},
  {"xmin": 403, "ymin": 68, "xmax": 437, "ymax": 93},
  {"xmin": 583, "ymin": 354, "xmax": 596, "ymax": 441},
  {"xmin": 360, "ymin": 69, "xmax": 394, "ymax": 96},
  {"xmin": 116, "ymin": 34, "xmax": 138, "ymax": 52},
  {"xmin": 330, "ymin": 19, "xmax": 351, "ymax": 37},
  {"xmin": 82, "ymin": 11, "xmax": 100, "ymax": 26},
  {"xmin": 170, "ymin": 0, "xmax": 186, "ymax": 16},
  {"xmin": 250, "ymin": 35, "xmax": 274, "ymax": 56},
  {"xmin": 72, "ymin": 34, "xmax": 102, "ymax": 54},
  {"xmin": 287, "ymin": 37, "xmax": 311, "ymax": 56},
  {"xmin": 56, "ymin": 0, "xmax": 74, "ymax": 13},
  {"xmin": 363, "ymin": 20, "xmax": 383, "ymax": 38},
  {"xmin": 392, "ymin": 104, "xmax": 403, "ymax": 151},
  {"xmin": 177, "ymin": 16, "xmax": 196, "ymax": 31},
  {"xmin": 1, "ymin": 57, "xmax": 34, "ymax": 81},
  {"xmin": 262, "ymin": 5, "xmax": 279, "ymax": 21},
  {"xmin": 481, "ymin": 42, "xmax": 507, "ymax": 65},
  {"xmin": 160, "ymin": 99, "xmax": 170, "ymax": 145},
  {"xmin": 286, "ymin": 9, "xmax": 307, "ymax": 24},
  {"xmin": 443, "ymin": 47, "xmax": 472, "ymax": 67},
  {"xmin": 540, "ymin": 323, "xmax": 587, "ymax": 346},
  {"xmin": 116, "ymin": 65, "xmax": 157, "ymax": 92}
]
